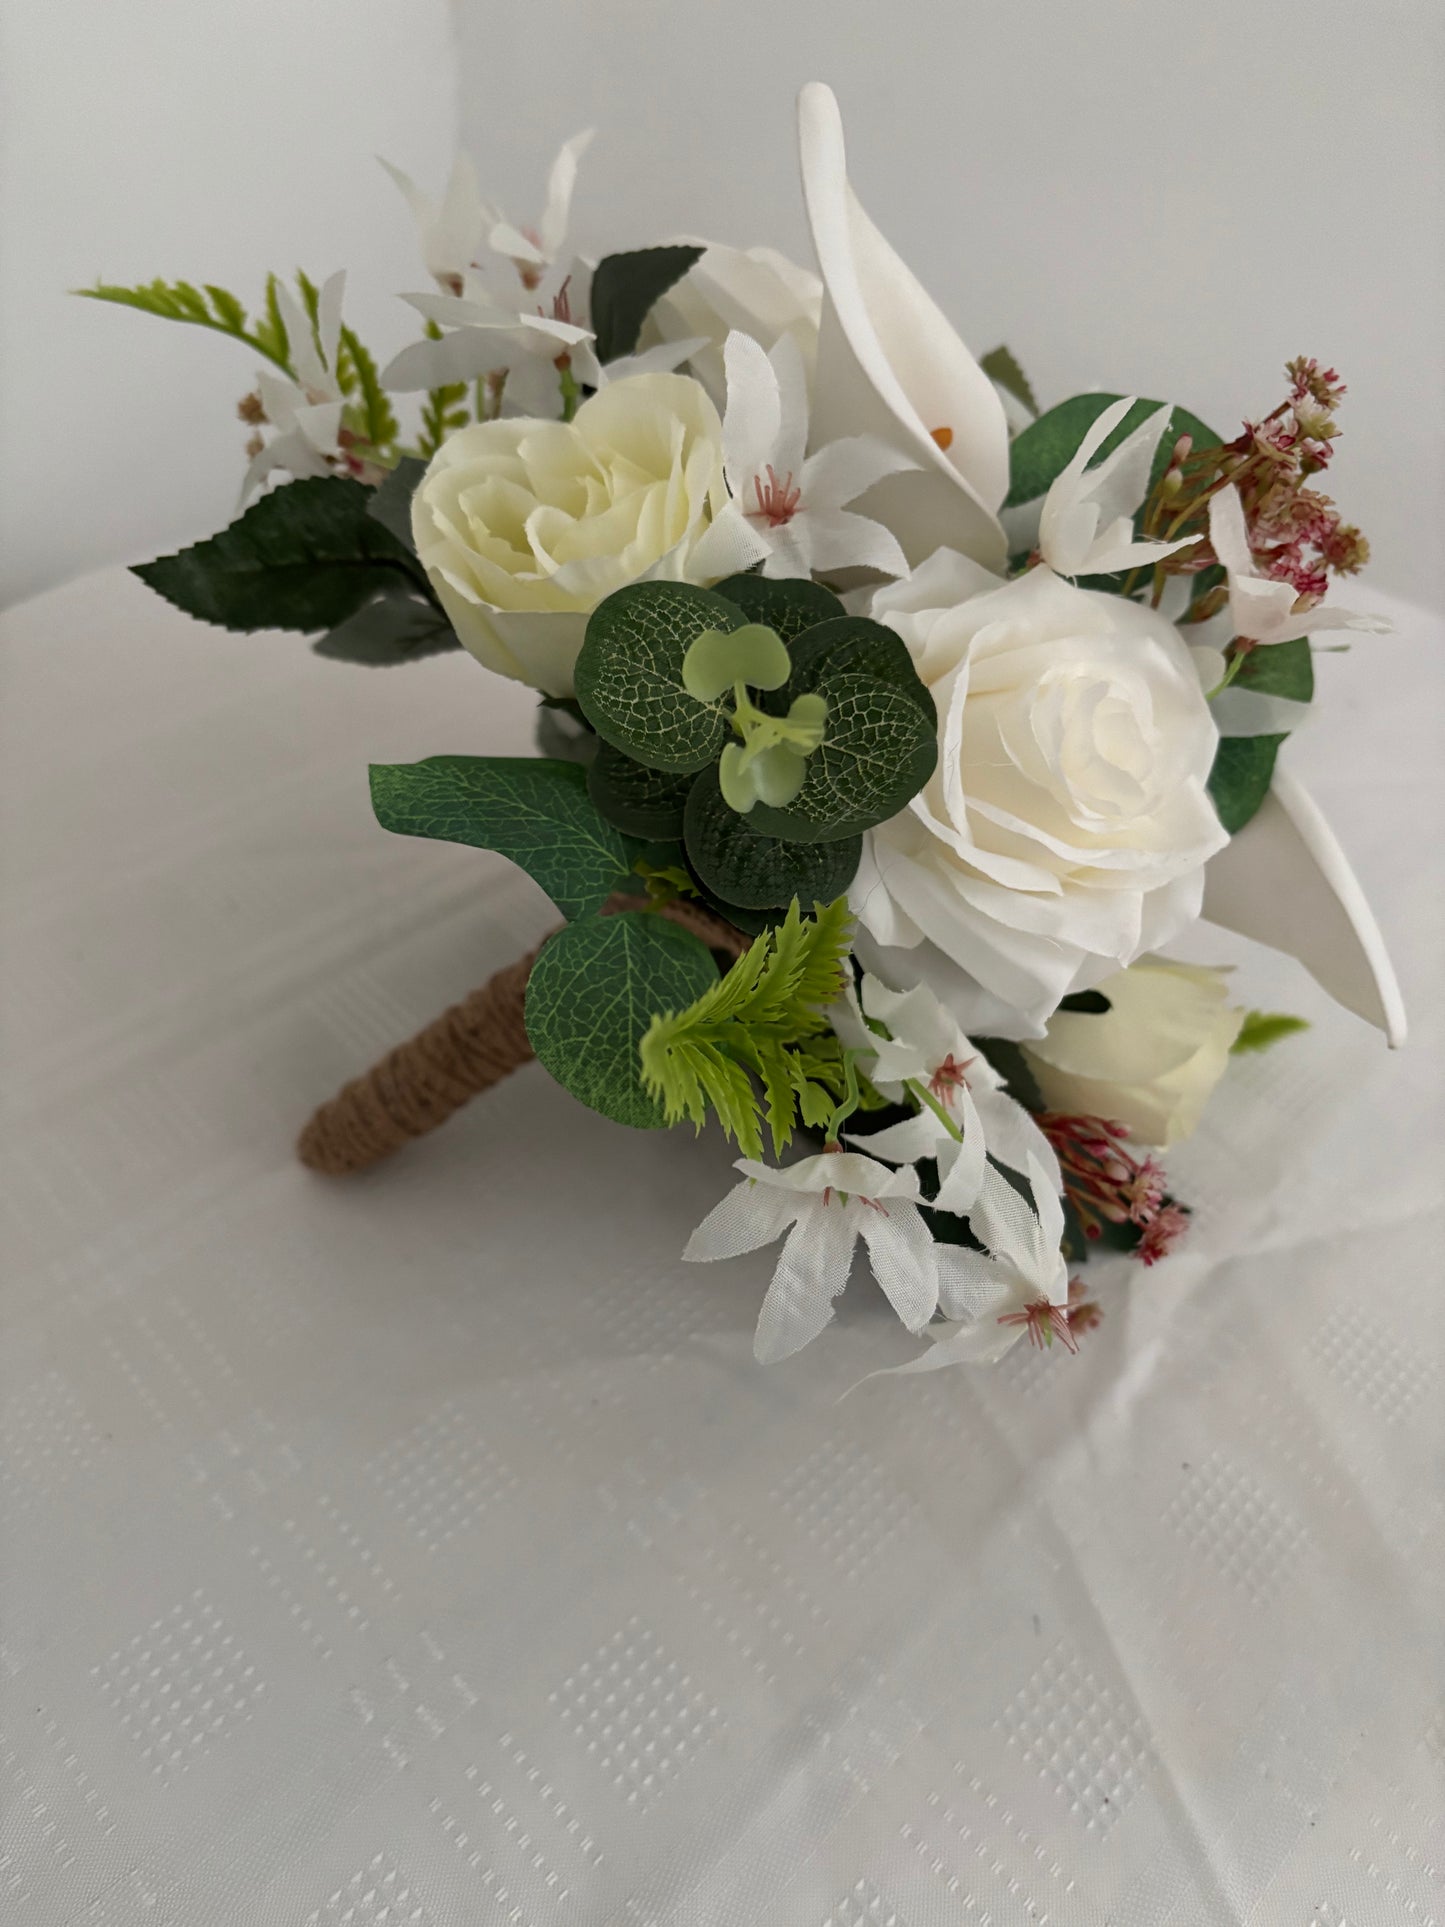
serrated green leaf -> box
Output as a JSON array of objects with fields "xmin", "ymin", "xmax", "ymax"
[
  {"xmin": 684, "ymin": 766, "xmax": 862, "ymax": 909},
  {"xmin": 526, "ymin": 910, "xmax": 718, "ymax": 1129},
  {"xmin": 587, "ymin": 740, "xmax": 694, "ymax": 838},
  {"xmin": 311, "ymin": 591, "xmax": 458, "ymax": 665},
  {"xmin": 132, "ymin": 477, "xmax": 427, "ymax": 634},
  {"xmin": 747, "ymin": 672, "xmax": 936, "ymax": 843},
  {"xmin": 712, "ymin": 574, "xmax": 845, "ymax": 643},
  {"xmin": 369, "ymin": 756, "xmax": 635, "ymax": 921},
  {"xmin": 1005, "ymin": 394, "xmax": 1221, "ymax": 509},
  {"xmin": 575, "ymin": 581, "xmax": 745, "ymax": 772},
  {"xmin": 589, "ymin": 246, "xmax": 704, "ymax": 363},
  {"xmin": 366, "ymin": 457, "xmax": 426, "ymax": 553},
  {"xmin": 980, "ymin": 344, "xmax": 1039, "ymax": 418},
  {"xmin": 1231, "ymin": 1009, "xmax": 1310, "ymax": 1054},
  {"xmin": 1208, "ymin": 734, "xmax": 1287, "ymax": 836}
]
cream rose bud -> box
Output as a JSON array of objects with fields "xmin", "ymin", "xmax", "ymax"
[
  {"xmin": 411, "ymin": 373, "xmax": 727, "ymax": 699},
  {"xmin": 851, "ymin": 551, "xmax": 1228, "ymax": 1040},
  {"xmin": 1021, "ymin": 958, "xmax": 1245, "ymax": 1147}
]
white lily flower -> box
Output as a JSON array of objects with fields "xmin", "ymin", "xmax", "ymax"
[
  {"xmin": 1039, "ymin": 395, "xmax": 1199, "ymax": 578},
  {"xmin": 835, "ymin": 973, "xmax": 1061, "ymax": 1216},
  {"xmin": 488, "ymin": 130, "xmax": 594, "ymax": 286},
  {"xmin": 878, "ymin": 1155, "xmax": 1072, "ymax": 1375},
  {"xmin": 797, "ymin": 81, "xmax": 1011, "ymax": 572},
  {"xmin": 1208, "ymin": 485, "xmax": 1392, "ymax": 649},
  {"xmin": 241, "ymin": 272, "xmax": 347, "ymax": 500},
  {"xmin": 688, "ymin": 331, "xmax": 915, "ymax": 582},
  {"xmin": 380, "ymin": 153, "xmax": 494, "ymax": 294},
  {"xmin": 683, "ymin": 1149, "xmax": 940, "ymax": 1363}
]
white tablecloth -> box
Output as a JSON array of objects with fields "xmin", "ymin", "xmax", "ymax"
[{"xmin": 2, "ymin": 569, "xmax": 1442, "ymax": 1926}]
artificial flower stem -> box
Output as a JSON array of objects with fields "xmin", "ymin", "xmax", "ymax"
[
  {"xmin": 905, "ymin": 1077, "xmax": 965, "ymax": 1143},
  {"xmin": 823, "ymin": 1050, "xmax": 866, "ymax": 1144},
  {"xmin": 557, "ymin": 359, "xmax": 581, "ymax": 422}
]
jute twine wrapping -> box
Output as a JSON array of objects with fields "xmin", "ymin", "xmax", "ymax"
[{"xmin": 296, "ymin": 895, "xmax": 749, "ymax": 1176}]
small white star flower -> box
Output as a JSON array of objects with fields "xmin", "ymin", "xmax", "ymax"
[
  {"xmin": 1039, "ymin": 395, "xmax": 1198, "ymax": 578},
  {"xmin": 1208, "ymin": 484, "xmax": 1391, "ymax": 649}
]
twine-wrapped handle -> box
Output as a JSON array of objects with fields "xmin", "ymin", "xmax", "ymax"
[{"xmin": 296, "ymin": 896, "xmax": 748, "ymax": 1176}]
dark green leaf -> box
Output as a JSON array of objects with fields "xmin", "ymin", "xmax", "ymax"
[
  {"xmin": 133, "ymin": 477, "xmax": 426, "ymax": 634},
  {"xmin": 1057, "ymin": 989, "xmax": 1112, "ymax": 1015},
  {"xmin": 971, "ymin": 1037, "xmax": 1045, "ymax": 1113},
  {"xmin": 1004, "ymin": 394, "xmax": 1221, "ymax": 509},
  {"xmin": 574, "ymin": 581, "xmax": 744, "ymax": 772},
  {"xmin": 980, "ymin": 344, "xmax": 1039, "ymax": 418},
  {"xmin": 1236, "ymin": 635, "xmax": 1314, "ymax": 703},
  {"xmin": 589, "ymin": 245, "xmax": 703, "ymax": 363},
  {"xmin": 712, "ymin": 574, "xmax": 845, "ymax": 644},
  {"xmin": 366, "ymin": 457, "xmax": 427, "ymax": 553},
  {"xmin": 368, "ymin": 756, "xmax": 634, "ymax": 921},
  {"xmin": 747, "ymin": 672, "xmax": 937, "ymax": 843},
  {"xmin": 1208, "ymin": 734, "xmax": 1287, "ymax": 836},
  {"xmin": 588, "ymin": 740, "xmax": 694, "ymax": 838},
  {"xmin": 312, "ymin": 591, "xmax": 458, "ymax": 664},
  {"xmin": 780, "ymin": 615, "xmax": 935, "ymax": 723},
  {"xmin": 684, "ymin": 766, "xmax": 862, "ymax": 909},
  {"xmin": 526, "ymin": 910, "xmax": 718, "ymax": 1128}
]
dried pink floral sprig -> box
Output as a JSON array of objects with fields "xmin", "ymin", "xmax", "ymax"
[{"xmin": 1039, "ymin": 1113, "xmax": 1190, "ymax": 1266}]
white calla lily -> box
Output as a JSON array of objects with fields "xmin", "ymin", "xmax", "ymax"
[
  {"xmin": 1039, "ymin": 396, "xmax": 1199, "ymax": 577},
  {"xmin": 797, "ymin": 81, "xmax": 1010, "ymax": 572},
  {"xmin": 689, "ymin": 331, "xmax": 915, "ymax": 582},
  {"xmin": 683, "ymin": 1150, "xmax": 941, "ymax": 1363},
  {"xmin": 1208, "ymin": 485, "xmax": 1392, "ymax": 648}
]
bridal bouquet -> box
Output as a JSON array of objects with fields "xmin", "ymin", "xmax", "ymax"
[{"xmin": 90, "ymin": 84, "xmax": 1404, "ymax": 1372}]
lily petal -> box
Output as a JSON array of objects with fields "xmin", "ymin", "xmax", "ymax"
[
  {"xmin": 1202, "ymin": 760, "xmax": 1406, "ymax": 1046},
  {"xmin": 797, "ymin": 81, "xmax": 1010, "ymax": 571}
]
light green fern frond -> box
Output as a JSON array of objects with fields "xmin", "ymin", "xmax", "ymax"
[
  {"xmin": 639, "ymin": 899, "xmax": 854, "ymax": 1158},
  {"xmin": 76, "ymin": 277, "xmax": 296, "ymax": 374},
  {"xmin": 337, "ymin": 326, "xmax": 400, "ymax": 456}
]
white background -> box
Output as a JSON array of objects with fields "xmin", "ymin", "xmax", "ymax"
[{"xmin": 3, "ymin": 0, "xmax": 1442, "ymax": 612}]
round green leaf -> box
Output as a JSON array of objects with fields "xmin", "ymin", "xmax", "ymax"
[
  {"xmin": 747, "ymin": 672, "xmax": 938, "ymax": 843},
  {"xmin": 711, "ymin": 573, "xmax": 846, "ymax": 643},
  {"xmin": 574, "ymin": 581, "xmax": 744, "ymax": 773},
  {"xmin": 684, "ymin": 766, "xmax": 862, "ymax": 909},
  {"xmin": 587, "ymin": 739, "xmax": 694, "ymax": 838},
  {"xmin": 779, "ymin": 615, "xmax": 934, "ymax": 722},
  {"xmin": 525, "ymin": 910, "xmax": 718, "ymax": 1129}
]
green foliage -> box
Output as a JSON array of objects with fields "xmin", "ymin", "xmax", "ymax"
[
  {"xmin": 980, "ymin": 344, "xmax": 1039, "ymax": 418},
  {"xmin": 746, "ymin": 672, "xmax": 935, "ymax": 843},
  {"xmin": 711, "ymin": 574, "xmax": 845, "ymax": 644},
  {"xmin": 311, "ymin": 592, "xmax": 457, "ymax": 665},
  {"xmin": 336, "ymin": 326, "xmax": 400, "ymax": 454},
  {"xmin": 132, "ymin": 477, "xmax": 428, "ymax": 634},
  {"xmin": 588, "ymin": 739, "xmax": 693, "ymax": 838},
  {"xmin": 589, "ymin": 245, "xmax": 703, "ymax": 362},
  {"xmin": 970, "ymin": 1037, "xmax": 1045, "ymax": 1113},
  {"xmin": 1004, "ymin": 394, "xmax": 1221, "ymax": 509},
  {"xmin": 775, "ymin": 615, "xmax": 935, "ymax": 724},
  {"xmin": 366, "ymin": 457, "xmax": 426, "ymax": 553},
  {"xmin": 76, "ymin": 275, "xmax": 295, "ymax": 373},
  {"xmin": 526, "ymin": 909, "xmax": 718, "ymax": 1129},
  {"xmin": 639, "ymin": 898, "xmax": 855, "ymax": 1157},
  {"xmin": 368, "ymin": 756, "xmax": 636, "ymax": 921},
  {"xmin": 1235, "ymin": 635, "xmax": 1314, "ymax": 702},
  {"xmin": 417, "ymin": 322, "xmax": 471, "ymax": 456},
  {"xmin": 1232, "ymin": 1010, "xmax": 1310, "ymax": 1054},
  {"xmin": 575, "ymin": 582, "xmax": 745, "ymax": 771},
  {"xmin": 1208, "ymin": 733, "xmax": 1288, "ymax": 836},
  {"xmin": 684, "ymin": 768, "xmax": 863, "ymax": 909}
]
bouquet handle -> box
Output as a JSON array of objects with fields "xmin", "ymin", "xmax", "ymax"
[{"xmin": 296, "ymin": 895, "xmax": 748, "ymax": 1176}]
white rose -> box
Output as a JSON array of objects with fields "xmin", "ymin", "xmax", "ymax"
[
  {"xmin": 411, "ymin": 372, "xmax": 726, "ymax": 698},
  {"xmin": 1020, "ymin": 958, "xmax": 1245, "ymax": 1147},
  {"xmin": 642, "ymin": 244, "xmax": 822, "ymax": 410},
  {"xmin": 851, "ymin": 550, "xmax": 1228, "ymax": 1039}
]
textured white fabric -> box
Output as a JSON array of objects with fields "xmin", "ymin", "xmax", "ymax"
[{"xmin": 1, "ymin": 568, "xmax": 1441, "ymax": 1925}]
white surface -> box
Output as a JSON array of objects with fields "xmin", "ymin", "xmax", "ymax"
[
  {"xmin": 2, "ymin": 570, "xmax": 1443, "ymax": 1924},
  {"xmin": 455, "ymin": 0, "xmax": 1445, "ymax": 614},
  {"xmin": 0, "ymin": 0, "xmax": 457, "ymax": 610}
]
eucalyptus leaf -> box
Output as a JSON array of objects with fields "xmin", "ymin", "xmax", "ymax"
[
  {"xmin": 588, "ymin": 740, "xmax": 694, "ymax": 838},
  {"xmin": 133, "ymin": 477, "xmax": 428, "ymax": 634},
  {"xmin": 574, "ymin": 581, "xmax": 745, "ymax": 772},
  {"xmin": 712, "ymin": 574, "xmax": 846, "ymax": 644},
  {"xmin": 684, "ymin": 767, "xmax": 862, "ymax": 909},
  {"xmin": 589, "ymin": 245, "xmax": 703, "ymax": 362},
  {"xmin": 1004, "ymin": 394, "xmax": 1221, "ymax": 510},
  {"xmin": 369, "ymin": 755, "xmax": 634, "ymax": 921},
  {"xmin": 525, "ymin": 909, "xmax": 718, "ymax": 1128},
  {"xmin": 312, "ymin": 591, "xmax": 458, "ymax": 665},
  {"xmin": 747, "ymin": 672, "xmax": 937, "ymax": 843},
  {"xmin": 779, "ymin": 615, "xmax": 935, "ymax": 723}
]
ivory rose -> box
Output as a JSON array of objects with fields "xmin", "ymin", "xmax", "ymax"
[
  {"xmin": 410, "ymin": 373, "xmax": 726, "ymax": 698},
  {"xmin": 1021, "ymin": 958, "xmax": 1245, "ymax": 1147},
  {"xmin": 850, "ymin": 550, "xmax": 1228, "ymax": 1038}
]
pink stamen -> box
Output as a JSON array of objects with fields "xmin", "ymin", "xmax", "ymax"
[
  {"xmin": 998, "ymin": 1298, "xmax": 1079, "ymax": 1354},
  {"xmin": 928, "ymin": 1052, "xmax": 975, "ymax": 1106},
  {"xmin": 751, "ymin": 465, "xmax": 803, "ymax": 527}
]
